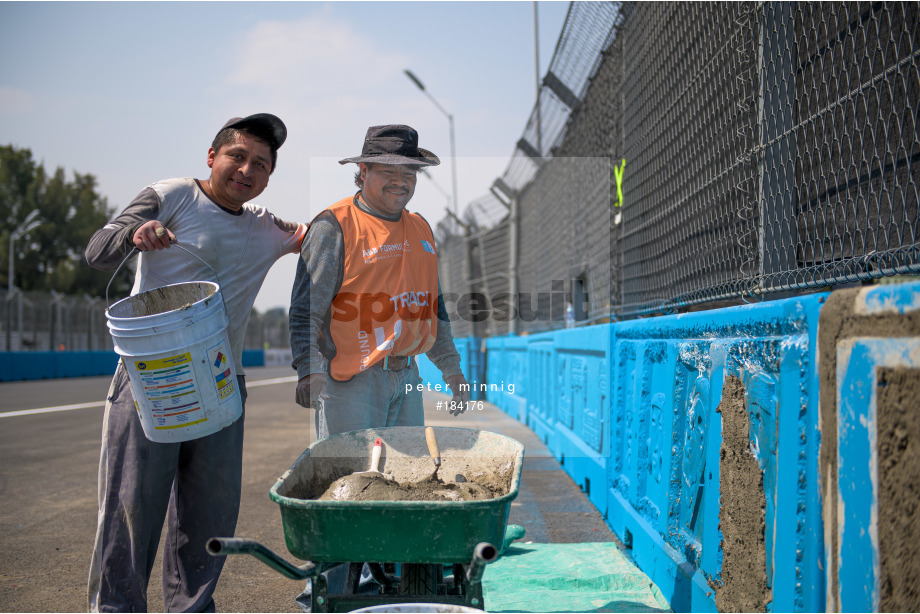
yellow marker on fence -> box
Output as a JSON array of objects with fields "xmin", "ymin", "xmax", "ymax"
[{"xmin": 614, "ymin": 158, "xmax": 626, "ymax": 208}]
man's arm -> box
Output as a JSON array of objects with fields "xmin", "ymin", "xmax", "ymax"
[
  {"xmin": 425, "ymin": 283, "xmax": 463, "ymax": 377},
  {"xmin": 425, "ymin": 283, "xmax": 469, "ymax": 412},
  {"xmin": 84, "ymin": 187, "xmax": 169, "ymax": 269},
  {"xmin": 289, "ymin": 212, "xmax": 343, "ymax": 407}
]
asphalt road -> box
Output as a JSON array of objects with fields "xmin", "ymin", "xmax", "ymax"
[{"xmin": 0, "ymin": 366, "xmax": 613, "ymax": 612}]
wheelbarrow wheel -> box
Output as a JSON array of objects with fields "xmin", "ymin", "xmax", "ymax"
[{"xmin": 398, "ymin": 563, "xmax": 442, "ymax": 595}]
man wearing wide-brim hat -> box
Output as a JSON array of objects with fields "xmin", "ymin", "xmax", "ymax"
[{"xmin": 289, "ymin": 124, "xmax": 469, "ymax": 438}]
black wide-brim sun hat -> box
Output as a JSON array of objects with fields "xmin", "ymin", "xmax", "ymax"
[{"xmin": 339, "ymin": 124, "xmax": 440, "ymax": 167}]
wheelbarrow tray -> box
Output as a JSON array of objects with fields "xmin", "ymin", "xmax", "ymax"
[{"xmin": 269, "ymin": 426, "xmax": 523, "ymax": 564}]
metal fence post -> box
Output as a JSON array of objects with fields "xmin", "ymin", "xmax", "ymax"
[
  {"xmin": 759, "ymin": 1, "xmax": 799, "ymax": 287},
  {"xmin": 509, "ymin": 193, "xmax": 520, "ymax": 335}
]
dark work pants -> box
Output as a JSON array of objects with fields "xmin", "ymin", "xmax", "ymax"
[{"xmin": 87, "ymin": 363, "xmax": 247, "ymax": 612}]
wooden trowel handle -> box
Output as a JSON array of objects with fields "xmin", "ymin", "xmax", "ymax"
[{"xmin": 425, "ymin": 427, "xmax": 441, "ymax": 467}]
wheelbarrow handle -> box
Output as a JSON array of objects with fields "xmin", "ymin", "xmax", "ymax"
[
  {"xmin": 466, "ymin": 542, "xmax": 498, "ymax": 585},
  {"xmin": 206, "ymin": 537, "xmax": 322, "ymax": 580}
]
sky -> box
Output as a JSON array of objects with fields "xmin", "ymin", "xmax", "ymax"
[{"xmin": 0, "ymin": 1, "xmax": 570, "ymax": 312}]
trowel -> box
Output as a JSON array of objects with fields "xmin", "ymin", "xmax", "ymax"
[
  {"xmin": 425, "ymin": 426, "xmax": 443, "ymax": 483},
  {"xmin": 322, "ymin": 438, "xmax": 391, "ymax": 501},
  {"xmin": 352, "ymin": 437, "xmax": 385, "ymax": 478}
]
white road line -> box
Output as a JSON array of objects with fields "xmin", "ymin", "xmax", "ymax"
[
  {"xmin": 245, "ymin": 376, "xmax": 298, "ymax": 388},
  {"xmin": 0, "ymin": 401, "xmax": 106, "ymax": 418},
  {"xmin": 0, "ymin": 375, "xmax": 298, "ymax": 419}
]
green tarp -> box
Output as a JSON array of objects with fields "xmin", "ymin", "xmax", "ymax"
[{"xmin": 482, "ymin": 543, "xmax": 672, "ymax": 613}]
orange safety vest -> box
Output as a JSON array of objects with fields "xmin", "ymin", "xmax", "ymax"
[{"xmin": 327, "ymin": 196, "xmax": 440, "ymax": 381}]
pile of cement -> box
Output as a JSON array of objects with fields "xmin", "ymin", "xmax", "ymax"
[{"xmin": 317, "ymin": 472, "xmax": 501, "ymax": 502}]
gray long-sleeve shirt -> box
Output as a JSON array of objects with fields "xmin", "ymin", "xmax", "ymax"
[
  {"xmin": 86, "ymin": 178, "xmax": 305, "ymax": 373},
  {"xmin": 289, "ymin": 196, "xmax": 462, "ymax": 381}
]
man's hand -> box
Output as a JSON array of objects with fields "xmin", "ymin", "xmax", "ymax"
[
  {"xmin": 133, "ymin": 220, "xmax": 176, "ymax": 251},
  {"xmin": 295, "ymin": 373, "xmax": 326, "ymax": 408},
  {"xmin": 444, "ymin": 373, "xmax": 469, "ymax": 416}
]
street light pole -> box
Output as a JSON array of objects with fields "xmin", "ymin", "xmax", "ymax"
[
  {"xmin": 404, "ymin": 69, "xmax": 459, "ymax": 221},
  {"xmin": 419, "ymin": 168, "xmax": 452, "ymax": 211},
  {"xmin": 7, "ymin": 210, "xmax": 41, "ymax": 351}
]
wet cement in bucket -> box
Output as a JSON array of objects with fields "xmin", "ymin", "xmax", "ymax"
[{"xmin": 108, "ymin": 282, "xmax": 216, "ymax": 318}]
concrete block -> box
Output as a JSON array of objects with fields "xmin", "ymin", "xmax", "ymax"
[
  {"xmin": 526, "ymin": 332, "xmax": 558, "ymax": 457},
  {"xmin": 609, "ymin": 293, "xmax": 827, "ymax": 612},
  {"xmin": 241, "ymin": 349, "xmax": 265, "ymax": 368},
  {"xmin": 820, "ymin": 280, "xmax": 920, "ymax": 613},
  {"xmin": 553, "ymin": 324, "xmax": 611, "ymax": 514}
]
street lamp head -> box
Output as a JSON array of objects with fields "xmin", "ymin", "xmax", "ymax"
[
  {"xmin": 404, "ymin": 69, "xmax": 426, "ymax": 91},
  {"xmin": 21, "ymin": 209, "xmax": 40, "ymax": 226},
  {"xmin": 403, "ymin": 68, "xmax": 459, "ymax": 217},
  {"xmin": 12, "ymin": 212, "xmax": 42, "ymax": 240}
]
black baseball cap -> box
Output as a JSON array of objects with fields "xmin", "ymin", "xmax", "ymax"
[{"xmin": 218, "ymin": 113, "xmax": 287, "ymax": 150}]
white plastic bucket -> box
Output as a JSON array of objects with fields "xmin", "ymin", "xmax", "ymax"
[{"xmin": 106, "ymin": 281, "xmax": 242, "ymax": 443}]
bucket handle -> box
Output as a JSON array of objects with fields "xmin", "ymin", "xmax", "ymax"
[{"xmin": 105, "ymin": 240, "xmax": 221, "ymax": 309}]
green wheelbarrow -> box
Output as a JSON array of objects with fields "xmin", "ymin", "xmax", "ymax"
[{"xmin": 207, "ymin": 426, "xmax": 525, "ymax": 612}]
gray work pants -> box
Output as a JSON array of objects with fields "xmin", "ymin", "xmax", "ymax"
[
  {"xmin": 87, "ymin": 363, "xmax": 247, "ymax": 612},
  {"xmin": 314, "ymin": 361, "xmax": 424, "ymax": 439}
]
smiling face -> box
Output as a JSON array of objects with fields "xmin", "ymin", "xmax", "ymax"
[
  {"xmin": 204, "ymin": 132, "xmax": 272, "ymax": 211},
  {"xmin": 359, "ymin": 162, "xmax": 418, "ymax": 217}
]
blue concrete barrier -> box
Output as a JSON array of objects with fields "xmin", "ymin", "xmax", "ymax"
[
  {"xmin": 0, "ymin": 349, "xmax": 265, "ymax": 382},
  {"xmin": 0, "ymin": 351, "xmax": 75, "ymax": 380},
  {"xmin": 0, "ymin": 352, "xmax": 11, "ymax": 381},
  {"xmin": 241, "ymin": 349, "xmax": 265, "ymax": 368},
  {"xmin": 416, "ymin": 337, "xmax": 487, "ymax": 403},
  {"xmin": 525, "ymin": 332, "xmax": 558, "ymax": 456},
  {"xmin": 484, "ymin": 336, "xmax": 506, "ymax": 410},
  {"xmin": 419, "ymin": 284, "xmax": 920, "ymax": 612},
  {"xmin": 502, "ymin": 335, "xmax": 528, "ymax": 422},
  {"xmin": 415, "ymin": 352, "xmax": 443, "ymax": 391},
  {"xmin": 453, "ymin": 337, "xmax": 484, "ymax": 400},
  {"xmin": 825, "ymin": 281, "xmax": 920, "ymax": 612},
  {"xmin": 607, "ymin": 295, "xmax": 827, "ymax": 612},
  {"xmin": 552, "ymin": 325, "xmax": 611, "ymax": 515},
  {"xmin": 483, "ymin": 335, "xmax": 528, "ymax": 420},
  {"xmin": 7, "ymin": 351, "xmax": 57, "ymax": 380}
]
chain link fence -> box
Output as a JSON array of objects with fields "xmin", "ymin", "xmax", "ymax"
[
  {"xmin": 434, "ymin": 0, "xmax": 919, "ymax": 333},
  {"xmin": 1, "ymin": 288, "xmax": 290, "ymax": 353},
  {"xmin": 5, "ymin": 2, "xmax": 918, "ymax": 346},
  {"xmin": 1, "ymin": 289, "xmax": 109, "ymax": 352}
]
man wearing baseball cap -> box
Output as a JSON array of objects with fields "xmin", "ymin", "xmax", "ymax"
[{"xmin": 84, "ymin": 113, "xmax": 307, "ymax": 612}]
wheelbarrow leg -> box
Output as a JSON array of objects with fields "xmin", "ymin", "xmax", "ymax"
[
  {"xmin": 344, "ymin": 563, "xmax": 362, "ymax": 594},
  {"xmin": 461, "ymin": 542, "xmax": 499, "ymax": 609},
  {"xmin": 312, "ymin": 574, "xmax": 329, "ymax": 612},
  {"xmin": 368, "ymin": 563, "xmax": 398, "ymax": 594}
]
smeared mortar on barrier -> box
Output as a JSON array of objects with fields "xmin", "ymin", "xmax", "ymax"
[
  {"xmin": 876, "ymin": 366, "xmax": 920, "ymax": 612},
  {"xmin": 716, "ymin": 374, "xmax": 771, "ymax": 612},
  {"xmin": 818, "ymin": 286, "xmax": 920, "ymax": 611}
]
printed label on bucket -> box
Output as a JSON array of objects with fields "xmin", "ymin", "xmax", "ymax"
[
  {"xmin": 208, "ymin": 341, "xmax": 236, "ymax": 403},
  {"xmin": 134, "ymin": 353, "xmax": 208, "ymax": 430}
]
